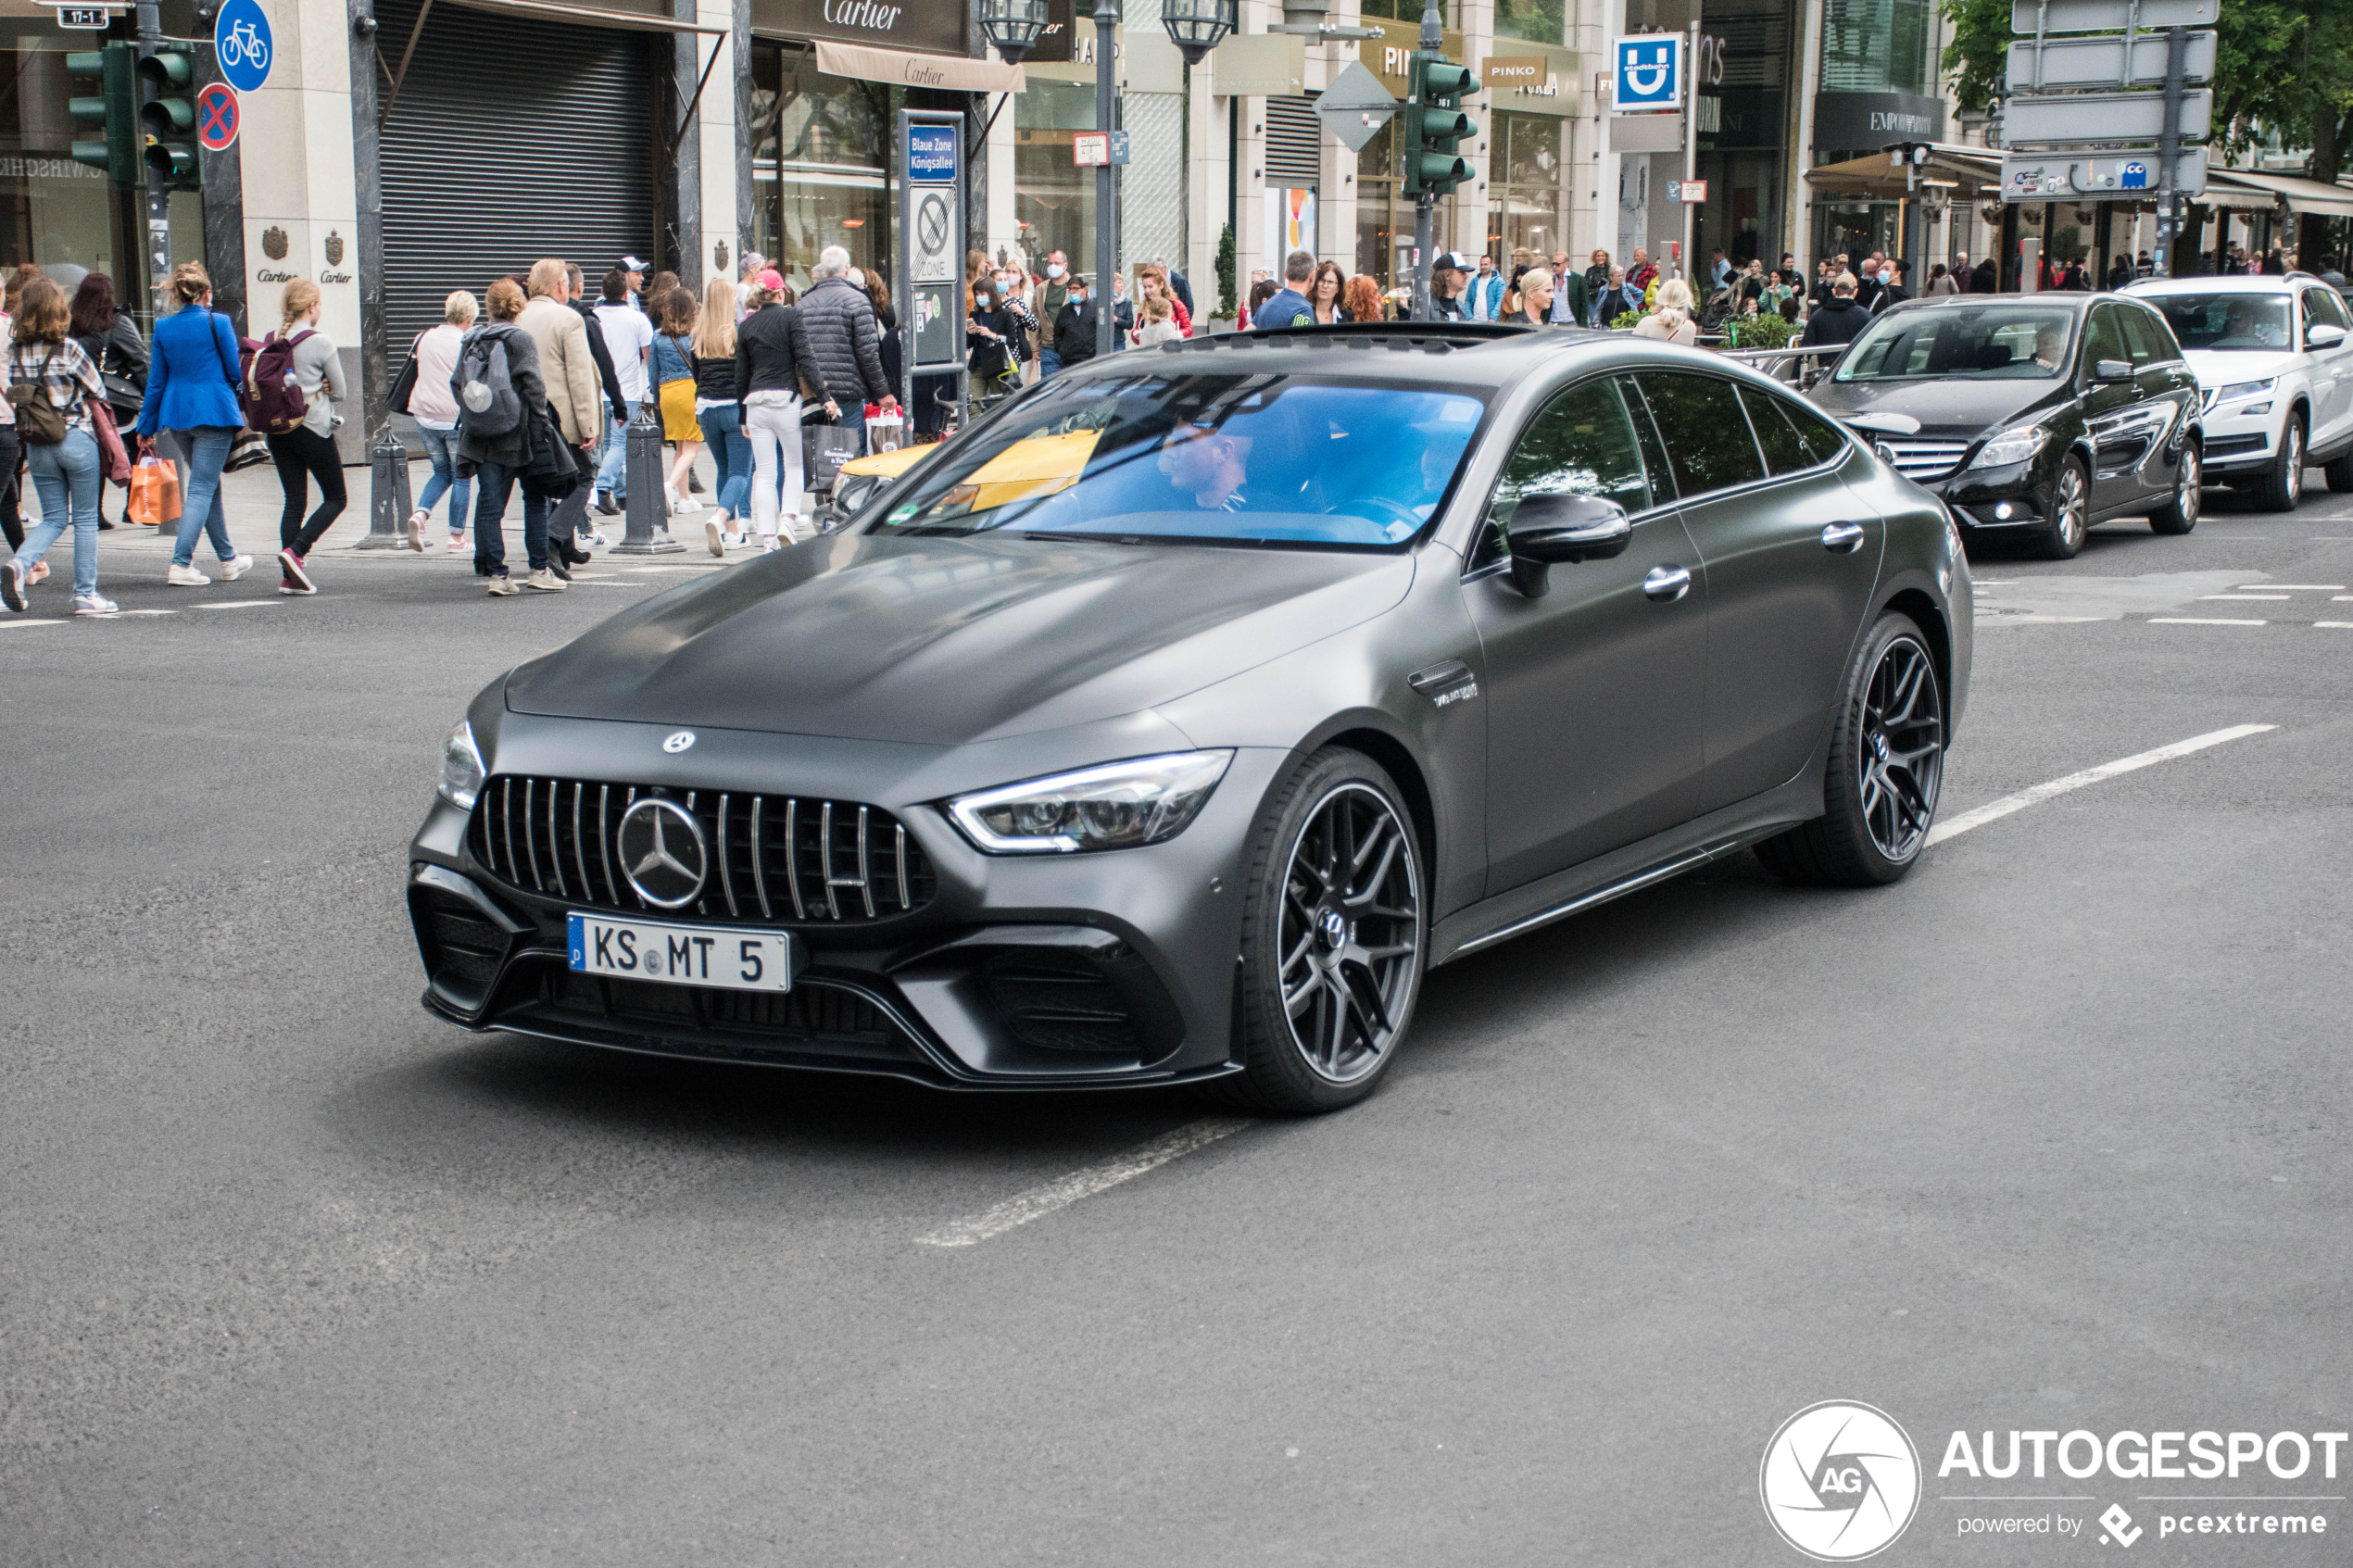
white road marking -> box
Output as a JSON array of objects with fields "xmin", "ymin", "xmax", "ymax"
[
  {"xmin": 916, "ymin": 1118, "xmax": 1253, "ymax": 1248},
  {"xmin": 191, "ymin": 599, "xmax": 283, "ymax": 610},
  {"xmin": 1927, "ymin": 724, "xmax": 2277, "ymax": 847},
  {"xmin": 2149, "ymin": 617, "xmax": 2266, "ymax": 625},
  {"xmin": 0, "ymin": 617, "xmax": 65, "ymax": 627},
  {"xmin": 2199, "ymin": 594, "xmax": 2288, "ymax": 601},
  {"xmin": 109, "ymin": 608, "xmax": 176, "ymax": 616},
  {"xmin": 2334, "ymin": 596, "xmax": 2353, "ymax": 602},
  {"xmin": 2317, "ymin": 621, "xmax": 2353, "ymax": 630},
  {"xmin": 2243, "ymin": 584, "xmax": 2345, "ymax": 591}
]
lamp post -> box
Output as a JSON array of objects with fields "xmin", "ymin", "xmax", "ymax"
[
  {"xmin": 1161, "ymin": 0, "xmax": 1236, "ymax": 64},
  {"xmin": 976, "ymin": 0, "xmax": 1049, "ymax": 64}
]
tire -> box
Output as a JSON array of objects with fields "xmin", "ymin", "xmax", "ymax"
[
  {"xmin": 2032, "ymin": 455, "xmax": 2090, "ymax": 559},
  {"xmin": 2252, "ymin": 412, "xmax": 2305, "ymax": 512},
  {"xmin": 1211, "ymin": 746, "xmax": 1427, "ymax": 1116},
  {"xmin": 2148, "ymin": 438, "xmax": 2200, "ymax": 534},
  {"xmin": 1754, "ymin": 613, "xmax": 1945, "ymax": 888},
  {"xmin": 2324, "ymin": 449, "xmax": 2353, "ymax": 494}
]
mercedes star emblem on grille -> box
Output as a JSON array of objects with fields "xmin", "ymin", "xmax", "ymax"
[
  {"xmin": 662, "ymin": 731, "xmax": 696, "ymax": 753},
  {"xmin": 616, "ymin": 797, "xmax": 709, "ymax": 909}
]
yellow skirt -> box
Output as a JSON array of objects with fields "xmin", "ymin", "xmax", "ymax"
[{"xmin": 659, "ymin": 378, "xmax": 701, "ymax": 442}]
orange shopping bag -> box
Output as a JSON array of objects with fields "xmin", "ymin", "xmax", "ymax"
[{"xmin": 127, "ymin": 454, "xmax": 181, "ymax": 527}]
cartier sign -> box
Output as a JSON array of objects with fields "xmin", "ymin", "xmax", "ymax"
[{"xmin": 758, "ymin": 0, "xmax": 967, "ymax": 56}]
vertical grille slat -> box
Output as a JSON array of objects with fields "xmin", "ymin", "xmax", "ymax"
[{"xmin": 472, "ymin": 776, "xmax": 934, "ymax": 924}]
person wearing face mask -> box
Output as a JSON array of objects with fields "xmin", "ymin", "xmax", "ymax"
[
  {"xmin": 1053, "ymin": 274, "xmax": 1101, "ymax": 369},
  {"xmin": 967, "ymin": 278, "xmax": 1018, "ymax": 404},
  {"xmin": 1037, "ymin": 251, "xmax": 1071, "ymax": 378}
]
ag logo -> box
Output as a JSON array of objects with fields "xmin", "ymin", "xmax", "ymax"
[{"xmin": 1759, "ymin": 1400, "xmax": 1920, "ymax": 1561}]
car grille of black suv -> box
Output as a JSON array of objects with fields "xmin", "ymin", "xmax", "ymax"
[{"xmin": 469, "ymin": 775, "xmax": 937, "ymax": 924}]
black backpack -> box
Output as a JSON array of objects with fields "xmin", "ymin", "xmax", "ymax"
[{"xmin": 456, "ymin": 326, "xmax": 522, "ymax": 437}]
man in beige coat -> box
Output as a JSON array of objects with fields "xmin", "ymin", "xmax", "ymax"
[{"xmin": 519, "ymin": 258, "xmax": 602, "ymax": 450}]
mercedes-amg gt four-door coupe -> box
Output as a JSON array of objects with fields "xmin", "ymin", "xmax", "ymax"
[{"xmin": 409, "ymin": 321, "xmax": 1970, "ymax": 1113}]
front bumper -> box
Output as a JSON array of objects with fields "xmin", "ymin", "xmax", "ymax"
[
  {"xmin": 1918, "ymin": 459, "xmax": 2050, "ymax": 531},
  {"xmin": 407, "ymin": 716, "xmax": 1290, "ymax": 1091}
]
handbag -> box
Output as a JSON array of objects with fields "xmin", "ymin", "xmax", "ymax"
[
  {"xmin": 128, "ymin": 453, "xmax": 182, "ymax": 525},
  {"xmin": 802, "ymin": 420, "xmax": 862, "ymax": 495},
  {"xmin": 7, "ymin": 347, "xmax": 67, "ymax": 445},
  {"xmin": 388, "ymin": 331, "xmax": 423, "ymax": 413},
  {"xmin": 86, "ymin": 395, "xmax": 131, "ymax": 484}
]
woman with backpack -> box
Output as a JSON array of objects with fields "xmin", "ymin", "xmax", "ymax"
[
  {"xmin": 649, "ymin": 287, "xmax": 702, "ymax": 518},
  {"xmin": 397, "ymin": 290, "xmax": 477, "ymax": 552},
  {"xmin": 733, "ymin": 269, "xmax": 834, "ymax": 550},
  {"xmin": 692, "ymin": 276, "xmax": 751, "ymax": 554},
  {"xmin": 136, "ymin": 260, "xmax": 252, "ymax": 587},
  {"xmin": 68, "ymin": 273, "xmax": 146, "ymax": 531},
  {"xmin": 1, "ymin": 279, "xmax": 117, "ymax": 615},
  {"xmin": 455, "ymin": 277, "xmax": 560, "ymax": 596},
  {"xmin": 260, "ymin": 278, "xmax": 348, "ymax": 595}
]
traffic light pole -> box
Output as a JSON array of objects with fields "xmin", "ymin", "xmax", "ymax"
[
  {"xmin": 135, "ymin": 0, "xmax": 169, "ymax": 304},
  {"xmin": 1095, "ymin": 0, "xmax": 1117, "ymax": 358},
  {"xmin": 1409, "ymin": 1, "xmax": 1440, "ymax": 321}
]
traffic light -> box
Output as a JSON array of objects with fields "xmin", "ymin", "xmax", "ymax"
[
  {"xmin": 1402, "ymin": 55, "xmax": 1478, "ymax": 197},
  {"xmin": 67, "ymin": 43, "xmax": 138, "ymax": 185},
  {"xmin": 138, "ymin": 42, "xmax": 200, "ymax": 189}
]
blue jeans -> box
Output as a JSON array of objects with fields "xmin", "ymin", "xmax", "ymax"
[
  {"xmin": 168, "ymin": 426, "xmax": 239, "ymax": 568},
  {"xmin": 596, "ymin": 400, "xmax": 635, "ymax": 497},
  {"xmin": 697, "ymin": 402, "xmax": 751, "ymax": 521},
  {"xmin": 414, "ymin": 423, "xmax": 471, "ymax": 532},
  {"xmin": 1039, "ymin": 348, "xmax": 1062, "ymax": 381},
  {"xmin": 471, "ymin": 460, "xmax": 548, "ymax": 575},
  {"xmin": 20, "ymin": 426, "xmax": 102, "ymax": 597}
]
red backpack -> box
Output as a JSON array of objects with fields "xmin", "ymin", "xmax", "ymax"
[{"xmin": 238, "ymin": 328, "xmax": 315, "ymax": 434}]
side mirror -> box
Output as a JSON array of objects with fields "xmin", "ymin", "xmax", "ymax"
[
  {"xmin": 2309, "ymin": 322, "xmax": 2347, "ymax": 348},
  {"xmin": 2092, "ymin": 358, "xmax": 2135, "ymax": 382},
  {"xmin": 1505, "ymin": 493, "xmax": 1632, "ymax": 597}
]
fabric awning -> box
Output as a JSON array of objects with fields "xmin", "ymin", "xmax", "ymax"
[
  {"xmin": 2204, "ymin": 168, "xmax": 2353, "ymax": 217},
  {"xmin": 1804, "ymin": 144, "xmax": 2006, "ymax": 199},
  {"xmin": 438, "ymin": 0, "xmax": 728, "ymax": 35},
  {"xmin": 813, "ymin": 39, "xmax": 1023, "ymax": 94}
]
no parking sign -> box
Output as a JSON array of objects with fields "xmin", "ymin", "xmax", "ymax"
[{"xmin": 196, "ymin": 82, "xmax": 239, "ymax": 153}]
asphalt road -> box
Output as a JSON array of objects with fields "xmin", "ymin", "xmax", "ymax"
[{"xmin": 4, "ymin": 477, "xmax": 2349, "ymax": 1565}]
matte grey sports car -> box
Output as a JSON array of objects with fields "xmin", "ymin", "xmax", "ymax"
[{"xmin": 408, "ymin": 321, "xmax": 1971, "ymax": 1113}]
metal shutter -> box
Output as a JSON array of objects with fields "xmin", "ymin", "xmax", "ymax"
[
  {"xmin": 1265, "ymin": 94, "xmax": 1321, "ymax": 186},
  {"xmin": 374, "ymin": 0, "xmax": 658, "ymax": 351}
]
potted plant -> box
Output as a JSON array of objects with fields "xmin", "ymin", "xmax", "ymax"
[{"xmin": 1204, "ymin": 222, "xmax": 1239, "ymax": 333}]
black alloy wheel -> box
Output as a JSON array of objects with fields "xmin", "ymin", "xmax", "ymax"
[
  {"xmin": 2254, "ymin": 414, "xmax": 2304, "ymax": 512},
  {"xmin": 2149, "ymin": 439, "xmax": 2201, "ymax": 534},
  {"xmin": 1220, "ymin": 748, "xmax": 1425, "ymax": 1114},
  {"xmin": 2035, "ymin": 456, "xmax": 2090, "ymax": 559},
  {"xmin": 1755, "ymin": 613, "xmax": 1944, "ymax": 887}
]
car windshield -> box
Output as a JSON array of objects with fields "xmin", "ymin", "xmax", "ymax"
[
  {"xmin": 866, "ymin": 371, "xmax": 1488, "ymax": 547},
  {"xmin": 2145, "ymin": 292, "xmax": 2293, "ymax": 351},
  {"xmin": 1833, "ymin": 306, "xmax": 2078, "ymax": 382}
]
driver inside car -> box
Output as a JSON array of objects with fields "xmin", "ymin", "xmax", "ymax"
[
  {"xmin": 2031, "ymin": 320, "xmax": 2069, "ymax": 372},
  {"xmin": 1157, "ymin": 419, "xmax": 1255, "ymax": 510}
]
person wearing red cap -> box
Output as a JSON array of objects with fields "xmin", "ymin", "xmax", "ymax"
[{"xmin": 733, "ymin": 268, "xmax": 837, "ymax": 548}]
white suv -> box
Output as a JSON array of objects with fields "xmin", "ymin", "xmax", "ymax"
[{"xmin": 2122, "ymin": 272, "xmax": 2353, "ymax": 509}]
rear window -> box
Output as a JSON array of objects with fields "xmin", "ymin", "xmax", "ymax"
[{"xmin": 1634, "ymin": 373, "xmax": 1767, "ymax": 498}]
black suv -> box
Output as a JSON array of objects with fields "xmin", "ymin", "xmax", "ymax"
[{"xmin": 1808, "ymin": 292, "xmax": 2202, "ymax": 558}]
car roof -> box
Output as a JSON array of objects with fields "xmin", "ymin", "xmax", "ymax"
[
  {"xmin": 2123, "ymin": 272, "xmax": 2324, "ymax": 295},
  {"xmin": 1881, "ymin": 292, "xmax": 2097, "ymax": 317},
  {"xmin": 1055, "ymin": 320, "xmax": 1643, "ymax": 393}
]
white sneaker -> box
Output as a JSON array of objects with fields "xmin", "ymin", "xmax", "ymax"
[
  {"xmin": 664, "ymin": 483, "xmax": 683, "ymax": 516},
  {"xmin": 583, "ymin": 530, "xmax": 610, "ymax": 549},
  {"xmin": 705, "ymin": 520, "xmax": 725, "ymax": 558},
  {"xmin": 217, "ymin": 554, "xmax": 254, "ymax": 581},
  {"xmin": 73, "ymin": 593, "xmax": 120, "ymax": 616},
  {"xmin": 404, "ymin": 508, "xmax": 427, "ymax": 551},
  {"xmin": 522, "ymin": 567, "xmax": 567, "ymax": 593},
  {"xmin": 447, "ymin": 532, "xmax": 469, "ymax": 554},
  {"xmin": 166, "ymin": 563, "xmax": 211, "ymax": 586},
  {"xmin": 1, "ymin": 559, "xmax": 25, "ymax": 612},
  {"xmin": 760, "ymin": 536, "xmax": 782, "ymax": 554}
]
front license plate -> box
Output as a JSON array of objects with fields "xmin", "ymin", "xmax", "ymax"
[{"xmin": 567, "ymin": 912, "xmax": 798, "ymax": 993}]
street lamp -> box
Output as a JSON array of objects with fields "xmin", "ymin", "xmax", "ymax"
[
  {"xmin": 1161, "ymin": 0, "xmax": 1236, "ymax": 65},
  {"xmin": 977, "ymin": 0, "xmax": 1050, "ymax": 65}
]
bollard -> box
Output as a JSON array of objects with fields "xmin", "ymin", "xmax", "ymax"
[
  {"xmin": 354, "ymin": 428, "xmax": 415, "ymax": 550},
  {"xmin": 611, "ymin": 400, "xmax": 682, "ymax": 555}
]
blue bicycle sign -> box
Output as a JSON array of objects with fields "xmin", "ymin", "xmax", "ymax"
[{"xmin": 214, "ymin": 0, "xmax": 272, "ymax": 93}]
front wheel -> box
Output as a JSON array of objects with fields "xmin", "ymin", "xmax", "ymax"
[
  {"xmin": 2033, "ymin": 455, "xmax": 2090, "ymax": 559},
  {"xmin": 1214, "ymin": 747, "xmax": 1427, "ymax": 1115},
  {"xmin": 2148, "ymin": 439, "xmax": 2200, "ymax": 534},
  {"xmin": 2253, "ymin": 414, "xmax": 2304, "ymax": 512},
  {"xmin": 1755, "ymin": 613, "xmax": 1945, "ymax": 888}
]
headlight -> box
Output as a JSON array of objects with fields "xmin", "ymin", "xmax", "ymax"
[
  {"xmin": 2212, "ymin": 377, "xmax": 2275, "ymax": 404},
  {"xmin": 437, "ymin": 720, "xmax": 485, "ymax": 809},
  {"xmin": 948, "ymin": 751, "xmax": 1234, "ymax": 854},
  {"xmin": 1968, "ymin": 424, "xmax": 2047, "ymax": 470}
]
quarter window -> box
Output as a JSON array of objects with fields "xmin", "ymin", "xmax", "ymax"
[
  {"xmin": 1738, "ymin": 385, "xmax": 1816, "ymax": 475},
  {"xmin": 1636, "ymin": 372, "xmax": 1768, "ymax": 498},
  {"xmin": 1472, "ymin": 378, "xmax": 1655, "ymax": 570},
  {"xmin": 1780, "ymin": 395, "xmax": 1853, "ymax": 466}
]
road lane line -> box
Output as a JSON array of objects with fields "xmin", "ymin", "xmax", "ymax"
[
  {"xmin": 2149, "ymin": 617, "xmax": 2266, "ymax": 625},
  {"xmin": 2200, "ymin": 594, "xmax": 2289, "ymax": 600},
  {"xmin": 2246, "ymin": 584, "xmax": 2346, "ymax": 591},
  {"xmin": 0, "ymin": 617, "xmax": 65, "ymax": 627},
  {"xmin": 191, "ymin": 599, "xmax": 283, "ymax": 610},
  {"xmin": 2317, "ymin": 621, "xmax": 2353, "ymax": 629},
  {"xmin": 916, "ymin": 1118, "xmax": 1252, "ymax": 1248},
  {"xmin": 1927, "ymin": 724, "xmax": 2277, "ymax": 847}
]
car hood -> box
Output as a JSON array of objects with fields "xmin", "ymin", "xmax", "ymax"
[
  {"xmin": 1809, "ymin": 375, "xmax": 2073, "ymax": 440},
  {"xmin": 2181, "ymin": 347, "xmax": 2300, "ymax": 391},
  {"xmin": 505, "ymin": 533, "xmax": 1416, "ymax": 746}
]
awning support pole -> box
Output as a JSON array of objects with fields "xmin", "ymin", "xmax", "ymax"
[
  {"xmin": 381, "ymin": 0, "xmax": 435, "ymax": 117},
  {"xmin": 663, "ymin": 31, "xmax": 724, "ymax": 165}
]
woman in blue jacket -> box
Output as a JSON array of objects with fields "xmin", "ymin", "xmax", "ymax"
[{"xmin": 136, "ymin": 261, "xmax": 252, "ymax": 585}]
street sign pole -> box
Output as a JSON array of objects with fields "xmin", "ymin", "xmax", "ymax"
[
  {"xmin": 897, "ymin": 110, "xmax": 966, "ymax": 437},
  {"xmin": 1681, "ymin": 21, "xmax": 1697, "ymax": 284},
  {"xmin": 1095, "ymin": 0, "xmax": 1117, "ymax": 358},
  {"xmin": 2152, "ymin": 25, "xmax": 2185, "ymax": 278}
]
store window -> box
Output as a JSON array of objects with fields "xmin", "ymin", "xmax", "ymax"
[
  {"xmin": 1493, "ymin": 112, "xmax": 1567, "ymax": 265},
  {"xmin": 1820, "ymin": 0, "xmax": 1931, "ymax": 96},
  {"xmin": 750, "ymin": 45, "xmax": 894, "ymax": 290},
  {"xmin": 1015, "ymin": 78, "xmax": 1099, "ymax": 277},
  {"xmin": 0, "ymin": 31, "xmax": 126, "ymax": 290},
  {"xmin": 1354, "ymin": 118, "xmax": 1406, "ymax": 298}
]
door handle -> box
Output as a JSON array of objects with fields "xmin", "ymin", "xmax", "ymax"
[
  {"xmin": 1821, "ymin": 521, "xmax": 1868, "ymax": 553},
  {"xmin": 1642, "ymin": 564, "xmax": 1692, "ymax": 602}
]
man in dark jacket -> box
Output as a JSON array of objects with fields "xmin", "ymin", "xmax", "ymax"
[
  {"xmin": 1155, "ymin": 256, "xmax": 1194, "ymax": 317},
  {"xmin": 1972, "ymin": 255, "xmax": 1998, "ymax": 294},
  {"xmin": 1054, "ymin": 277, "xmax": 1101, "ymax": 366},
  {"xmin": 1870, "ymin": 258, "xmax": 1912, "ymax": 313},
  {"xmin": 1799, "ymin": 274, "xmax": 1873, "ymax": 352},
  {"xmin": 798, "ymin": 245, "xmax": 899, "ymax": 441}
]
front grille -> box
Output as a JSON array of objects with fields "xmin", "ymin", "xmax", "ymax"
[
  {"xmin": 1879, "ymin": 440, "xmax": 1972, "ymax": 481},
  {"xmin": 522, "ymin": 966, "xmax": 932, "ymax": 1071},
  {"xmin": 469, "ymin": 776, "xmax": 937, "ymax": 924},
  {"xmin": 2203, "ymin": 433, "xmax": 2266, "ymax": 458}
]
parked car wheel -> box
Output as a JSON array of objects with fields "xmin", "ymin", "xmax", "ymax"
[
  {"xmin": 2033, "ymin": 456, "xmax": 2090, "ymax": 559},
  {"xmin": 2324, "ymin": 448, "xmax": 2353, "ymax": 494},
  {"xmin": 1755, "ymin": 614, "xmax": 1944, "ymax": 888},
  {"xmin": 2148, "ymin": 439, "xmax": 2201, "ymax": 534},
  {"xmin": 2252, "ymin": 412, "xmax": 2305, "ymax": 512},
  {"xmin": 1215, "ymin": 748, "xmax": 1426, "ymax": 1116}
]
